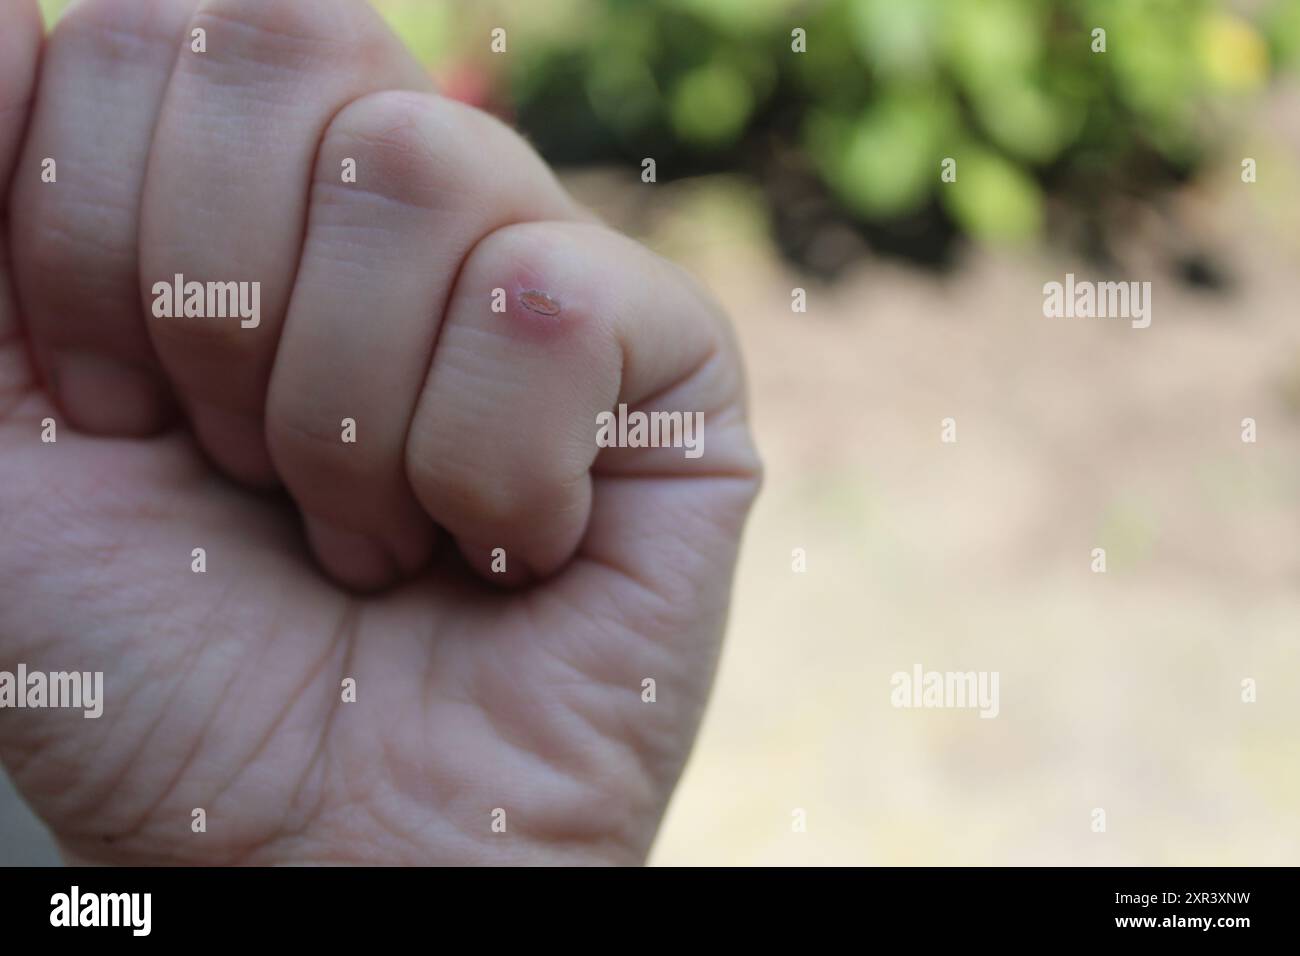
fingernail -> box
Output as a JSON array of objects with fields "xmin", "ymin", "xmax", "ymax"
[
  {"xmin": 52, "ymin": 352, "xmax": 168, "ymax": 435},
  {"xmin": 303, "ymin": 515, "xmax": 397, "ymax": 592}
]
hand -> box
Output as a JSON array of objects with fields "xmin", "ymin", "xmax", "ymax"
[{"xmin": 0, "ymin": 0, "xmax": 759, "ymax": 865}]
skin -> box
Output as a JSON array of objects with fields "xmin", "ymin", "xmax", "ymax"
[{"xmin": 0, "ymin": 0, "xmax": 760, "ymax": 865}]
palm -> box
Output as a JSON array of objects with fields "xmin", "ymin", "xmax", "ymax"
[{"xmin": 0, "ymin": 386, "xmax": 749, "ymax": 864}]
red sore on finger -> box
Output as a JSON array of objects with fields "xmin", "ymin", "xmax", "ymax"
[
  {"xmin": 519, "ymin": 290, "xmax": 561, "ymax": 316},
  {"xmin": 497, "ymin": 273, "xmax": 587, "ymax": 344}
]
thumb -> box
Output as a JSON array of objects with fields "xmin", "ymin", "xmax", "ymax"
[{"xmin": 0, "ymin": 0, "xmax": 43, "ymax": 415}]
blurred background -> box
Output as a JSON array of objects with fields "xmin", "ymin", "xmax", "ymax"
[{"xmin": 5, "ymin": 0, "xmax": 1300, "ymax": 864}]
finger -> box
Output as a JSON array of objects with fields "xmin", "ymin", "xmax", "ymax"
[
  {"xmin": 10, "ymin": 0, "xmax": 199, "ymax": 436},
  {"xmin": 139, "ymin": 0, "xmax": 432, "ymax": 485},
  {"xmin": 266, "ymin": 91, "xmax": 581, "ymax": 591},
  {"xmin": 0, "ymin": 0, "xmax": 43, "ymax": 414},
  {"xmin": 404, "ymin": 220, "xmax": 760, "ymax": 584}
]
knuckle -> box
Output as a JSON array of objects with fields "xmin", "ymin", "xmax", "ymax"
[{"xmin": 318, "ymin": 91, "xmax": 498, "ymax": 210}]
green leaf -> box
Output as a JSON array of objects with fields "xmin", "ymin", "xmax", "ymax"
[
  {"xmin": 941, "ymin": 0, "xmax": 1042, "ymax": 89},
  {"xmin": 973, "ymin": 83, "xmax": 1079, "ymax": 163},
  {"xmin": 666, "ymin": 0, "xmax": 797, "ymax": 36},
  {"xmin": 670, "ymin": 61, "xmax": 755, "ymax": 149},
  {"xmin": 817, "ymin": 91, "xmax": 952, "ymax": 218},
  {"xmin": 848, "ymin": 0, "xmax": 945, "ymax": 79},
  {"xmin": 940, "ymin": 147, "xmax": 1043, "ymax": 243}
]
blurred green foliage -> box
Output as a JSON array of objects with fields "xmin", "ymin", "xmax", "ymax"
[
  {"xmin": 477, "ymin": 0, "xmax": 1297, "ymax": 255},
  {"xmin": 35, "ymin": 0, "xmax": 1300, "ymax": 259}
]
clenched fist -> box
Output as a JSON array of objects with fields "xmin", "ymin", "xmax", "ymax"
[{"xmin": 0, "ymin": 0, "xmax": 759, "ymax": 865}]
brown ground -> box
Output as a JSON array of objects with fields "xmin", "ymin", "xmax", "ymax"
[{"xmin": 581, "ymin": 85, "xmax": 1300, "ymax": 865}]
